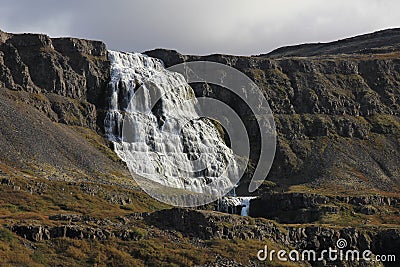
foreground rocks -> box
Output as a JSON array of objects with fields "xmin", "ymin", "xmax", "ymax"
[
  {"xmin": 10, "ymin": 212, "xmax": 149, "ymax": 242},
  {"xmin": 8, "ymin": 208, "xmax": 400, "ymax": 266},
  {"xmin": 10, "ymin": 208, "xmax": 397, "ymax": 266},
  {"xmin": 146, "ymin": 208, "xmax": 399, "ymax": 266},
  {"xmin": 195, "ymin": 255, "xmax": 246, "ymax": 267},
  {"xmin": 10, "ymin": 224, "xmax": 146, "ymax": 242}
]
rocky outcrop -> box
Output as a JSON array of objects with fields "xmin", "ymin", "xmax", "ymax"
[
  {"xmin": 0, "ymin": 31, "xmax": 110, "ymax": 130},
  {"xmin": 195, "ymin": 255, "xmax": 246, "ymax": 267},
  {"xmin": 7, "ymin": 207, "xmax": 399, "ymax": 266},
  {"xmin": 9, "ymin": 212, "xmax": 150, "ymax": 242},
  {"xmin": 10, "ymin": 224, "xmax": 138, "ymax": 242},
  {"xmin": 250, "ymin": 192, "xmax": 400, "ymax": 223},
  {"xmin": 146, "ymin": 208, "xmax": 398, "ymax": 267},
  {"xmin": 146, "ymin": 208, "xmax": 285, "ymax": 241}
]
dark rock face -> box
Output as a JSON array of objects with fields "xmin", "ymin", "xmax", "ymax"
[
  {"xmin": 146, "ymin": 30, "xmax": 400, "ymax": 193},
  {"xmin": 146, "ymin": 208, "xmax": 287, "ymax": 241},
  {"xmin": 250, "ymin": 193, "xmax": 399, "ymax": 223},
  {"xmin": 9, "ymin": 213, "xmax": 150, "ymax": 242},
  {"xmin": 372, "ymin": 229, "xmax": 400, "ymax": 261},
  {"xmin": 10, "ymin": 224, "xmax": 137, "ymax": 242},
  {"xmin": 11, "ymin": 225, "xmax": 51, "ymax": 242},
  {"xmin": 0, "ymin": 32, "xmax": 110, "ymax": 131}
]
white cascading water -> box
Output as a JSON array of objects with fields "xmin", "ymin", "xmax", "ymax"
[
  {"xmin": 239, "ymin": 197, "xmax": 255, "ymax": 216},
  {"xmin": 104, "ymin": 51, "xmax": 239, "ymax": 195},
  {"xmin": 219, "ymin": 197, "xmax": 256, "ymax": 216}
]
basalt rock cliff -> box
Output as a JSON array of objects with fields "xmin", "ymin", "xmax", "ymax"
[
  {"xmin": 0, "ymin": 30, "xmax": 110, "ymax": 130},
  {"xmin": 0, "ymin": 29, "xmax": 399, "ymax": 266},
  {"xmin": 2, "ymin": 29, "xmax": 400, "ymax": 195},
  {"xmin": 146, "ymin": 28, "xmax": 400, "ymax": 194}
]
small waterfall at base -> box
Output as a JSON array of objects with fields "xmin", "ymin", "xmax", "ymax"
[
  {"xmin": 104, "ymin": 50, "xmax": 239, "ymax": 196},
  {"xmin": 218, "ymin": 196, "xmax": 257, "ymax": 216}
]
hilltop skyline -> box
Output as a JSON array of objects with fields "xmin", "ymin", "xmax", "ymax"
[{"xmin": 1, "ymin": 0, "xmax": 399, "ymax": 55}]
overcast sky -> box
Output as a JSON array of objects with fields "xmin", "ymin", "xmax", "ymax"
[{"xmin": 1, "ymin": 0, "xmax": 399, "ymax": 55}]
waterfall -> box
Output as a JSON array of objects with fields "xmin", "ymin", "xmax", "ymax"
[
  {"xmin": 218, "ymin": 196, "xmax": 256, "ymax": 216},
  {"xmin": 240, "ymin": 197, "xmax": 254, "ymax": 216},
  {"xmin": 104, "ymin": 51, "xmax": 239, "ymax": 196}
]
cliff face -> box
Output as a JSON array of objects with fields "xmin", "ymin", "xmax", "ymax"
[
  {"xmin": 0, "ymin": 31, "xmax": 126, "ymax": 191},
  {"xmin": 0, "ymin": 31, "xmax": 110, "ymax": 130},
  {"xmin": 0, "ymin": 29, "xmax": 399, "ymax": 267},
  {"xmin": 2, "ymin": 30, "xmax": 399, "ymax": 194},
  {"xmin": 1, "ymin": 29, "xmax": 399, "ymax": 194},
  {"xmin": 146, "ymin": 30, "xmax": 400, "ymax": 193}
]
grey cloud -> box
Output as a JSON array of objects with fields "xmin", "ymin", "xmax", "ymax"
[{"xmin": 0, "ymin": 0, "xmax": 399, "ymax": 55}]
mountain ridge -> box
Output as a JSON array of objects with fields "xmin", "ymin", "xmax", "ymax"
[{"xmin": 259, "ymin": 28, "xmax": 400, "ymax": 58}]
